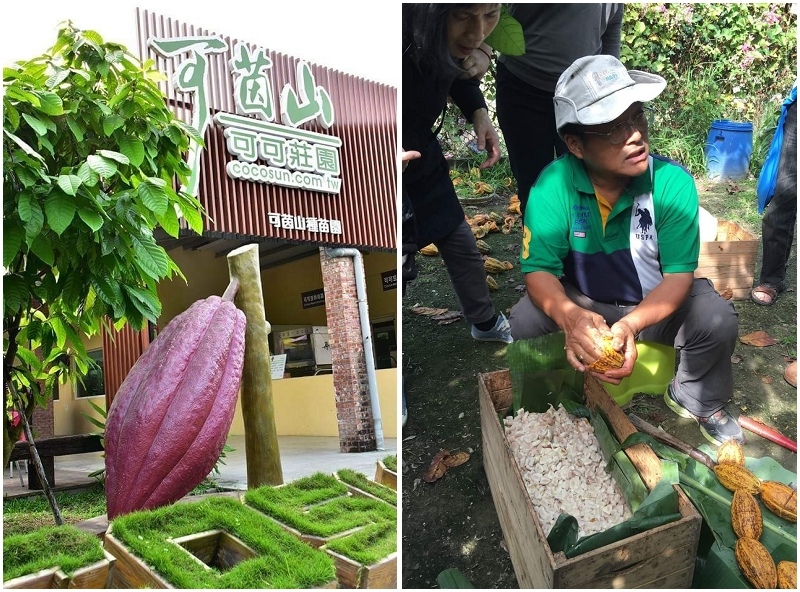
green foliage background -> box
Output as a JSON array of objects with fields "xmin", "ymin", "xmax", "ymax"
[{"xmin": 443, "ymin": 3, "xmax": 797, "ymax": 178}]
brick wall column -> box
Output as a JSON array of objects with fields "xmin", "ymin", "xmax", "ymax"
[
  {"xmin": 320, "ymin": 248, "xmax": 376, "ymax": 452},
  {"xmin": 31, "ymin": 398, "xmax": 54, "ymax": 439}
]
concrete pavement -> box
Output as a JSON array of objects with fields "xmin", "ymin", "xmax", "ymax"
[{"xmin": 3, "ymin": 434, "xmax": 398, "ymax": 498}]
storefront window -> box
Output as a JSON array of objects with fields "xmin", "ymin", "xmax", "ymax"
[
  {"xmin": 77, "ymin": 349, "xmax": 105, "ymax": 398},
  {"xmin": 372, "ymin": 320, "xmax": 397, "ymax": 369}
]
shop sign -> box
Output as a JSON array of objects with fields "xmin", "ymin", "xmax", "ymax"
[
  {"xmin": 301, "ymin": 288, "xmax": 326, "ymax": 309},
  {"xmin": 148, "ymin": 38, "xmax": 342, "ymax": 197},
  {"xmin": 381, "ymin": 269, "xmax": 397, "ymax": 292}
]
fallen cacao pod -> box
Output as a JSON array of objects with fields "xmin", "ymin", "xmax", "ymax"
[
  {"xmin": 484, "ymin": 257, "xmax": 513, "ymax": 273},
  {"xmin": 734, "ymin": 537, "xmax": 777, "ymax": 589},
  {"xmin": 586, "ymin": 334, "xmax": 624, "ymax": 373},
  {"xmin": 419, "ymin": 244, "xmax": 439, "ymax": 257},
  {"xmin": 731, "ymin": 489, "xmax": 763, "ymax": 540},
  {"xmin": 777, "ymin": 561, "xmax": 797, "ymax": 589},
  {"xmin": 105, "ymin": 295, "xmax": 246, "ymax": 519},
  {"xmin": 717, "ymin": 439, "xmax": 745, "ymax": 466},
  {"xmin": 486, "ymin": 275, "xmax": 499, "ymax": 291},
  {"xmin": 488, "ymin": 211, "xmax": 504, "ymax": 224},
  {"xmin": 475, "ymin": 239, "xmax": 491, "ymax": 254},
  {"xmin": 759, "ymin": 480, "xmax": 797, "ymax": 522},
  {"xmin": 714, "ymin": 462, "xmax": 762, "ymax": 495}
]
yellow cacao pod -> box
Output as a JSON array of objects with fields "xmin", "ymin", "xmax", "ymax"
[
  {"xmin": 777, "ymin": 561, "xmax": 797, "ymax": 589},
  {"xmin": 472, "ymin": 226, "xmax": 487, "ymax": 239},
  {"xmin": 419, "ymin": 244, "xmax": 439, "ymax": 257},
  {"xmin": 714, "ymin": 462, "xmax": 762, "ymax": 495},
  {"xmin": 486, "ymin": 275, "xmax": 499, "ymax": 291},
  {"xmin": 586, "ymin": 334, "xmax": 624, "ymax": 373},
  {"xmin": 484, "ymin": 257, "xmax": 511, "ymax": 273},
  {"xmin": 760, "ymin": 481, "xmax": 797, "ymax": 522},
  {"xmin": 734, "ymin": 537, "xmax": 777, "ymax": 589},
  {"xmin": 475, "ymin": 239, "xmax": 491, "ymax": 254},
  {"xmin": 731, "ymin": 490, "xmax": 763, "ymax": 540},
  {"xmin": 717, "ymin": 439, "xmax": 745, "ymax": 466}
]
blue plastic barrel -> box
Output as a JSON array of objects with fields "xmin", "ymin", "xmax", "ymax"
[{"xmin": 704, "ymin": 120, "xmax": 753, "ymax": 181}]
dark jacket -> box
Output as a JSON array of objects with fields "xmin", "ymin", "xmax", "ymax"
[{"xmin": 402, "ymin": 49, "xmax": 487, "ymax": 246}]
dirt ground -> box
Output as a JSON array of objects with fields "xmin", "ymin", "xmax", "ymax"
[{"xmin": 401, "ymin": 179, "xmax": 797, "ymax": 589}]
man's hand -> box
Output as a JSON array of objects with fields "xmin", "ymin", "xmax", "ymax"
[
  {"xmin": 471, "ymin": 108, "xmax": 500, "ymax": 169},
  {"xmin": 401, "ymin": 149, "xmax": 421, "ymax": 172}
]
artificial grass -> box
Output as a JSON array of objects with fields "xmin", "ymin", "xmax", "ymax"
[
  {"xmin": 336, "ymin": 468, "xmax": 397, "ymax": 506},
  {"xmin": 324, "ymin": 521, "xmax": 397, "ymax": 566},
  {"xmin": 3, "ymin": 524, "xmax": 106, "ymax": 582},
  {"xmin": 3, "ymin": 484, "xmax": 106, "ymax": 536},
  {"xmin": 382, "ymin": 455, "xmax": 397, "ymax": 472},
  {"xmin": 110, "ymin": 496, "xmax": 335, "ymax": 589},
  {"xmin": 244, "ymin": 476, "xmax": 396, "ymax": 537}
]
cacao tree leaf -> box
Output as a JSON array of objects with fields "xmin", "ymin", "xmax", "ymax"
[
  {"xmin": 57, "ymin": 174, "xmax": 83, "ymax": 196},
  {"xmin": 35, "ymin": 91, "xmax": 64, "ymax": 115},
  {"xmin": 119, "ymin": 137, "xmax": 144, "ymax": 167},
  {"xmin": 66, "ymin": 115, "xmax": 85, "ymax": 143},
  {"xmin": 3, "ymin": 220, "xmax": 24, "ymax": 267},
  {"xmin": 78, "ymin": 207, "xmax": 104, "ymax": 231},
  {"xmin": 423, "ymin": 449, "xmax": 450, "ymax": 483},
  {"xmin": 17, "ymin": 191, "xmax": 36, "ymax": 222},
  {"xmin": 30, "ymin": 234, "xmax": 55, "ymax": 266},
  {"xmin": 483, "ymin": 5, "xmax": 525, "ymax": 56},
  {"xmin": 437, "ymin": 568, "xmax": 475, "ymax": 589},
  {"xmin": 3, "ymin": 274, "xmax": 29, "ymax": 315},
  {"xmin": 98, "ymin": 149, "xmax": 130, "ymax": 165},
  {"xmin": 50, "ymin": 316, "xmax": 67, "ymax": 349},
  {"xmin": 21, "ymin": 112, "xmax": 47, "ymax": 136},
  {"xmin": 155, "ymin": 205, "xmax": 180, "ymax": 238},
  {"xmin": 740, "ymin": 330, "xmax": 778, "ymax": 347},
  {"xmin": 442, "ymin": 451, "xmax": 470, "ymax": 468},
  {"xmin": 3, "ymin": 129, "xmax": 45, "ymax": 162},
  {"xmin": 76, "ymin": 161, "xmax": 99, "ymax": 186},
  {"xmin": 138, "ymin": 181, "xmax": 168, "ymax": 216},
  {"xmin": 177, "ymin": 199, "xmax": 205, "ymax": 234},
  {"xmin": 102, "ymin": 114, "xmax": 125, "ymax": 137},
  {"xmin": 410, "ymin": 306, "xmax": 449, "ymax": 317},
  {"xmin": 44, "ymin": 191, "xmax": 76, "ymax": 235},
  {"xmin": 130, "ymin": 235, "xmax": 169, "ymax": 279},
  {"xmin": 87, "ymin": 154, "xmax": 118, "ymax": 178},
  {"xmin": 24, "ymin": 202, "xmax": 45, "ymax": 244}
]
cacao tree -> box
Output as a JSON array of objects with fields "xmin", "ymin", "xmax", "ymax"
[{"xmin": 3, "ymin": 22, "xmax": 205, "ymax": 467}]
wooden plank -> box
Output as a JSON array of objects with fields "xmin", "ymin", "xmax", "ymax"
[
  {"xmin": 65, "ymin": 553, "xmax": 113, "ymax": 588},
  {"xmin": 698, "ymin": 241, "xmax": 758, "ymax": 256},
  {"xmin": 359, "ymin": 553, "xmax": 397, "ymax": 589},
  {"xmin": 9, "ymin": 434, "xmax": 103, "ymax": 461},
  {"xmin": 103, "ymin": 532, "xmax": 172, "ymax": 589},
  {"xmin": 479, "ymin": 372, "xmax": 555, "ymax": 588},
  {"xmin": 3, "ymin": 568, "xmax": 58, "ymax": 589},
  {"xmin": 584, "ymin": 376, "xmax": 663, "ymax": 490},
  {"xmin": 374, "ymin": 462, "xmax": 397, "ymax": 490}
]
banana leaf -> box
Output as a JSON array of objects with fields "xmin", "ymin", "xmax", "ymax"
[
  {"xmin": 507, "ymin": 333, "xmax": 584, "ymax": 414},
  {"xmin": 621, "ymin": 432, "xmax": 797, "ymax": 588},
  {"xmin": 437, "ymin": 568, "xmax": 475, "ymax": 588}
]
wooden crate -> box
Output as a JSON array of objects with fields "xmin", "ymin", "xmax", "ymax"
[
  {"xmin": 479, "ymin": 370, "xmax": 702, "ymax": 588},
  {"xmin": 3, "ymin": 551, "xmax": 114, "ymax": 589},
  {"xmin": 374, "ymin": 461, "xmax": 397, "ymax": 490},
  {"xmin": 696, "ymin": 219, "xmax": 758, "ymax": 300}
]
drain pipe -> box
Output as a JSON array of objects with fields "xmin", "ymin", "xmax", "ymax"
[{"xmin": 325, "ymin": 248, "xmax": 384, "ymax": 450}]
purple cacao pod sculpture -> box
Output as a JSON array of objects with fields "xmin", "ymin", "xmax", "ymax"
[{"xmin": 104, "ymin": 295, "xmax": 246, "ymax": 518}]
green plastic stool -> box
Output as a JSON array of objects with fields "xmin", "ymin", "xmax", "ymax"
[{"xmin": 603, "ymin": 341, "xmax": 676, "ymax": 406}]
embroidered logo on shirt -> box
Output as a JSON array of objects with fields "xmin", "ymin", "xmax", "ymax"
[
  {"xmin": 635, "ymin": 202, "xmax": 654, "ymax": 241},
  {"xmin": 571, "ymin": 204, "xmax": 590, "ymax": 238}
]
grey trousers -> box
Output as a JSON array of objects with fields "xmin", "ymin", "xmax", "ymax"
[
  {"xmin": 434, "ymin": 219, "xmax": 495, "ymax": 326},
  {"xmin": 508, "ymin": 278, "xmax": 739, "ymax": 416}
]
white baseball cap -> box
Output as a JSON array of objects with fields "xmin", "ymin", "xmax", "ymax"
[{"xmin": 554, "ymin": 55, "xmax": 666, "ymax": 134}]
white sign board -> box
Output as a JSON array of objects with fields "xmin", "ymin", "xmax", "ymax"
[{"xmin": 270, "ymin": 354, "xmax": 287, "ymax": 380}]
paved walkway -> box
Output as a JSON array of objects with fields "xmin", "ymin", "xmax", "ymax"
[{"xmin": 3, "ymin": 435, "xmax": 397, "ymax": 498}]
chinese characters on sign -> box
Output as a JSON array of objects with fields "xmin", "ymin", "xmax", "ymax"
[
  {"xmin": 148, "ymin": 37, "xmax": 343, "ymax": 199},
  {"xmin": 268, "ymin": 213, "xmax": 342, "ymax": 235},
  {"xmin": 381, "ymin": 269, "xmax": 397, "ymax": 291},
  {"xmin": 301, "ymin": 288, "xmax": 326, "ymax": 309}
]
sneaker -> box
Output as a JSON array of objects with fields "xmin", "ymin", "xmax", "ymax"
[
  {"xmin": 471, "ymin": 313, "xmax": 514, "ymax": 344},
  {"xmin": 664, "ymin": 382, "xmax": 745, "ymax": 445},
  {"xmin": 698, "ymin": 409, "xmax": 745, "ymax": 446}
]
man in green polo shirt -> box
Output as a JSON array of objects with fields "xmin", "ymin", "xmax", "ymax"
[{"xmin": 508, "ymin": 55, "xmax": 743, "ymax": 445}]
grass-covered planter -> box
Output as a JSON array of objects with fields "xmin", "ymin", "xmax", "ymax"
[
  {"xmin": 104, "ymin": 496, "xmax": 336, "ymax": 588},
  {"xmin": 374, "ymin": 455, "xmax": 397, "ymax": 490},
  {"xmin": 334, "ymin": 469, "xmax": 397, "ymax": 507},
  {"xmin": 244, "ymin": 473, "xmax": 397, "ymax": 588},
  {"xmin": 3, "ymin": 525, "xmax": 113, "ymax": 588}
]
